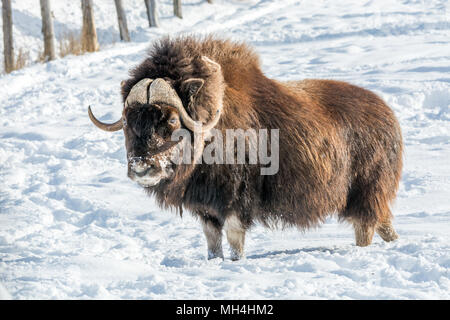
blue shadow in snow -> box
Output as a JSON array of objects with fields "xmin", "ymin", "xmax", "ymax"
[{"xmin": 247, "ymin": 247, "xmax": 338, "ymax": 259}]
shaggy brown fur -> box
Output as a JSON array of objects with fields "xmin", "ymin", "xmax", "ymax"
[{"xmin": 120, "ymin": 35, "xmax": 403, "ymax": 255}]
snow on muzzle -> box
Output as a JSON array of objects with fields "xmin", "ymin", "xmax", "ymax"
[{"xmin": 127, "ymin": 138, "xmax": 182, "ymax": 187}]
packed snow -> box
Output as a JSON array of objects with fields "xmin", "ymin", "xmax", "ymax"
[{"xmin": 1, "ymin": 0, "xmax": 449, "ymax": 299}]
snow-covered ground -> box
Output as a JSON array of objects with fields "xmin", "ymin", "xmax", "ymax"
[{"xmin": 1, "ymin": 0, "xmax": 449, "ymax": 299}]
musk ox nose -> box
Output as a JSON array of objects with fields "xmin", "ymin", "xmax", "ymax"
[
  {"xmin": 129, "ymin": 157, "xmax": 155, "ymax": 177},
  {"xmin": 132, "ymin": 165, "xmax": 151, "ymax": 177}
]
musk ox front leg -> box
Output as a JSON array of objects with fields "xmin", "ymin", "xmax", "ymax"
[
  {"xmin": 224, "ymin": 214, "xmax": 246, "ymax": 261},
  {"xmin": 200, "ymin": 217, "xmax": 224, "ymax": 260}
]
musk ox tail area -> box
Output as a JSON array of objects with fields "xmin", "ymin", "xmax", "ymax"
[{"xmin": 286, "ymin": 79, "xmax": 403, "ymax": 245}]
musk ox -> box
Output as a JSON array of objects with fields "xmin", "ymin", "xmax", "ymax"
[{"xmin": 88, "ymin": 36, "xmax": 403, "ymax": 260}]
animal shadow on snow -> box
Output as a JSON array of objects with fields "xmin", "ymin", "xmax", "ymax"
[{"xmin": 247, "ymin": 247, "xmax": 339, "ymax": 259}]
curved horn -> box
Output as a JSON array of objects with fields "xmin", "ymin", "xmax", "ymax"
[
  {"xmin": 88, "ymin": 106, "xmax": 123, "ymax": 132},
  {"xmin": 149, "ymin": 78, "xmax": 222, "ymax": 133}
]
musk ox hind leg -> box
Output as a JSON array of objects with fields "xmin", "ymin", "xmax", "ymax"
[
  {"xmin": 353, "ymin": 216, "xmax": 399, "ymax": 246},
  {"xmin": 375, "ymin": 214, "xmax": 399, "ymax": 242},
  {"xmin": 341, "ymin": 176, "xmax": 398, "ymax": 247},
  {"xmin": 224, "ymin": 214, "xmax": 246, "ymax": 261},
  {"xmin": 345, "ymin": 183, "xmax": 399, "ymax": 247},
  {"xmin": 200, "ymin": 217, "xmax": 224, "ymax": 260},
  {"xmin": 353, "ymin": 221, "xmax": 376, "ymax": 247}
]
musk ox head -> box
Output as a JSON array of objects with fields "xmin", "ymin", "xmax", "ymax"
[{"xmin": 88, "ymin": 56, "xmax": 224, "ymax": 187}]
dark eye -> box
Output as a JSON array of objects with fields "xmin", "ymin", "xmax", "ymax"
[{"xmin": 122, "ymin": 118, "xmax": 127, "ymax": 127}]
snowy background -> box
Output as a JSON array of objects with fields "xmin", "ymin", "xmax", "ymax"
[{"xmin": 0, "ymin": 0, "xmax": 449, "ymax": 299}]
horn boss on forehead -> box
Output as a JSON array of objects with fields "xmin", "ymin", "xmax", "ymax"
[{"xmin": 125, "ymin": 78, "xmax": 153, "ymax": 107}]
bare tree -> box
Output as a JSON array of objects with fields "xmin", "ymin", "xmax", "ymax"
[
  {"xmin": 114, "ymin": 0, "xmax": 130, "ymax": 41},
  {"xmin": 40, "ymin": 0, "xmax": 56, "ymax": 61},
  {"xmin": 144, "ymin": 0, "xmax": 159, "ymax": 28},
  {"xmin": 2, "ymin": 0, "xmax": 14, "ymax": 73},
  {"xmin": 81, "ymin": 0, "xmax": 99, "ymax": 52},
  {"xmin": 173, "ymin": 0, "xmax": 182, "ymax": 19}
]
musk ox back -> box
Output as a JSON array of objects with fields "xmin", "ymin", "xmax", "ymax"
[{"xmin": 88, "ymin": 35, "xmax": 403, "ymax": 260}]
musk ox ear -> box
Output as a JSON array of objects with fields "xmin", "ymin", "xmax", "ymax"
[
  {"xmin": 181, "ymin": 78, "xmax": 205, "ymax": 102},
  {"xmin": 201, "ymin": 56, "xmax": 220, "ymax": 73}
]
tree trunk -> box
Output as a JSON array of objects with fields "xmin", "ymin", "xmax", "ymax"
[
  {"xmin": 40, "ymin": 0, "xmax": 56, "ymax": 61},
  {"xmin": 81, "ymin": 0, "xmax": 99, "ymax": 52},
  {"xmin": 2, "ymin": 0, "xmax": 14, "ymax": 73},
  {"xmin": 114, "ymin": 0, "xmax": 130, "ymax": 41},
  {"xmin": 144, "ymin": 0, "xmax": 159, "ymax": 28},
  {"xmin": 173, "ymin": 0, "xmax": 182, "ymax": 19}
]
